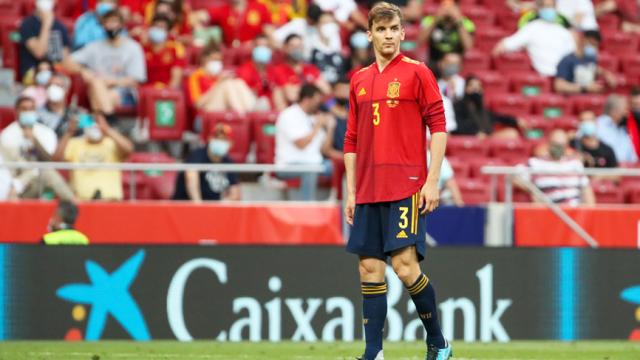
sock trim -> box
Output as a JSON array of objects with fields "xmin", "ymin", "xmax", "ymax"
[
  {"xmin": 361, "ymin": 282, "xmax": 387, "ymax": 295},
  {"xmin": 407, "ymin": 274, "xmax": 429, "ymax": 295}
]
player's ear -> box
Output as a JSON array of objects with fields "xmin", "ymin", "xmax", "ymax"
[
  {"xmin": 400, "ymin": 26, "xmax": 405, "ymax": 41},
  {"xmin": 366, "ymin": 30, "xmax": 372, "ymax": 42}
]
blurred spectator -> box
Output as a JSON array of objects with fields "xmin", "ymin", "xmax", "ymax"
[
  {"xmin": 452, "ymin": 75, "xmax": 525, "ymax": 139},
  {"xmin": 0, "ymin": 146, "xmax": 14, "ymax": 200},
  {"xmin": 322, "ymin": 78, "xmax": 349, "ymax": 161},
  {"xmin": 0, "ymin": 96, "xmax": 74, "ymax": 200},
  {"xmin": 172, "ymin": 124, "xmax": 241, "ymax": 202},
  {"xmin": 273, "ymin": 34, "xmax": 331, "ymax": 105},
  {"xmin": 19, "ymin": 0, "xmax": 71, "ymax": 81},
  {"xmin": 260, "ymin": 0, "xmax": 300, "ymax": 27},
  {"xmin": 516, "ymin": 0, "xmax": 572, "ymax": 28},
  {"xmin": 53, "ymin": 113, "xmax": 133, "ymax": 200},
  {"xmin": 345, "ymin": 31, "xmax": 374, "ymax": 79},
  {"xmin": 597, "ymin": 94, "xmax": 638, "ymax": 163},
  {"xmin": 556, "ymin": 0, "xmax": 599, "ymax": 30},
  {"xmin": 67, "ymin": 10, "xmax": 147, "ymax": 116},
  {"xmin": 595, "ymin": 0, "xmax": 640, "ymax": 34},
  {"xmin": 42, "ymin": 201, "xmax": 89, "ymax": 245},
  {"xmin": 276, "ymin": 84, "xmax": 332, "ymax": 201},
  {"xmin": 418, "ymin": 0, "xmax": 475, "ymax": 64},
  {"xmin": 73, "ymin": 0, "xmax": 118, "ymax": 50},
  {"xmin": 555, "ymin": 30, "xmax": 617, "ymax": 94},
  {"xmin": 187, "ymin": 41, "xmax": 256, "ymax": 113},
  {"xmin": 428, "ymin": 152, "xmax": 464, "ymax": 206},
  {"xmin": 143, "ymin": 14, "xmax": 187, "ymax": 89},
  {"xmin": 437, "ymin": 53, "xmax": 465, "ymax": 101},
  {"xmin": 194, "ymin": 0, "xmax": 274, "ymax": 47},
  {"xmin": 520, "ymin": 129, "xmax": 596, "ymax": 205},
  {"xmin": 572, "ymin": 111, "xmax": 618, "ymax": 168},
  {"xmin": 493, "ymin": 0, "xmax": 575, "ymax": 76},
  {"xmin": 146, "ymin": 0, "xmax": 192, "ymax": 40},
  {"xmin": 22, "ymin": 60, "xmax": 55, "ymax": 108},
  {"xmin": 37, "ymin": 73, "xmax": 73, "ymax": 136},
  {"xmin": 629, "ymin": 86, "xmax": 640, "ymax": 159},
  {"xmin": 313, "ymin": 0, "xmax": 368, "ymax": 27},
  {"xmin": 236, "ymin": 34, "xmax": 284, "ymax": 111}
]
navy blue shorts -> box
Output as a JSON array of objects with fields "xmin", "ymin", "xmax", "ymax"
[{"xmin": 347, "ymin": 192, "xmax": 426, "ymax": 261}]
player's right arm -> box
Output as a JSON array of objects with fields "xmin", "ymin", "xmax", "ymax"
[{"xmin": 343, "ymin": 78, "xmax": 359, "ymax": 225}]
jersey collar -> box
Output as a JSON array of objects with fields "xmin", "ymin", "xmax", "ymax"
[{"xmin": 374, "ymin": 53, "xmax": 404, "ymax": 74}]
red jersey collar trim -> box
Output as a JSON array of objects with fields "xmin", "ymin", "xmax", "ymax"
[{"xmin": 374, "ymin": 53, "xmax": 404, "ymax": 74}]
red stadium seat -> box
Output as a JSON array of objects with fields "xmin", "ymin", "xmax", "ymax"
[
  {"xmin": 457, "ymin": 178, "xmax": 491, "ymax": 205},
  {"xmin": 597, "ymin": 52, "xmax": 619, "ymax": 73},
  {"xmin": 601, "ymin": 32, "xmax": 639, "ymax": 57},
  {"xmin": 493, "ymin": 52, "xmax": 532, "ymax": 73},
  {"xmin": 628, "ymin": 186, "xmax": 640, "ymax": 204},
  {"xmin": 494, "ymin": 8, "xmax": 520, "ymax": 33},
  {"xmin": 621, "ymin": 57, "xmax": 640, "ymax": 79},
  {"xmin": 488, "ymin": 93, "xmax": 533, "ymax": 117},
  {"xmin": 549, "ymin": 116, "xmax": 580, "ymax": 131},
  {"xmin": 0, "ymin": 17, "xmax": 20, "ymax": 80},
  {"xmin": 446, "ymin": 136, "xmax": 489, "ymax": 157},
  {"xmin": 463, "ymin": 6, "xmax": 495, "ymax": 30},
  {"xmin": 475, "ymin": 71, "xmax": 509, "ymax": 95},
  {"xmin": 123, "ymin": 152, "xmax": 176, "ymax": 200},
  {"xmin": 488, "ymin": 138, "xmax": 531, "ymax": 162},
  {"xmin": 510, "ymin": 72, "xmax": 551, "ymax": 96},
  {"xmin": 447, "ymin": 156, "xmax": 471, "ymax": 179},
  {"xmin": 468, "ymin": 157, "xmax": 507, "ymax": 179},
  {"xmin": 0, "ymin": 106, "xmax": 15, "ymax": 130},
  {"xmin": 250, "ymin": 111, "xmax": 278, "ymax": 164},
  {"xmin": 200, "ymin": 112, "xmax": 251, "ymax": 163},
  {"xmin": 598, "ymin": 15, "xmax": 620, "ymax": 33},
  {"xmin": 474, "ymin": 27, "xmax": 507, "ymax": 52},
  {"xmin": 570, "ymin": 95, "xmax": 607, "ymax": 115},
  {"xmin": 523, "ymin": 115, "xmax": 553, "ymax": 138},
  {"xmin": 591, "ymin": 180, "xmax": 625, "ymax": 204},
  {"xmin": 532, "ymin": 94, "xmax": 571, "ymax": 118},
  {"xmin": 139, "ymin": 87, "xmax": 187, "ymax": 141},
  {"xmin": 462, "ymin": 50, "xmax": 491, "ymax": 74}
]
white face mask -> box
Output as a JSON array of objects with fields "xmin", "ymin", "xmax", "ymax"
[
  {"xmin": 47, "ymin": 84, "xmax": 65, "ymax": 102},
  {"xmin": 319, "ymin": 22, "xmax": 338, "ymax": 39},
  {"xmin": 205, "ymin": 60, "xmax": 223, "ymax": 75},
  {"xmin": 36, "ymin": 0, "xmax": 54, "ymax": 12},
  {"xmin": 84, "ymin": 126, "xmax": 103, "ymax": 142}
]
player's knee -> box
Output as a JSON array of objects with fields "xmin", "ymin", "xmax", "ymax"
[
  {"xmin": 358, "ymin": 260, "xmax": 383, "ymax": 281},
  {"xmin": 392, "ymin": 262, "xmax": 413, "ymax": 283}
]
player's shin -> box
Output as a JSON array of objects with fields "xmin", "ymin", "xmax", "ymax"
[
  {"xmin": 406, "ymin": 274, "xmax": 446, "ymax": 348},
  {"xmin": 361, "ymin": 282, "xmax": 387, "ymax": 359}
]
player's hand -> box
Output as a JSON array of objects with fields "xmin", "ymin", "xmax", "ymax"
[
  {"xmin": 345, "ymin": 194, "xmax": 356, "ymax": 225},
  {"xmin": 419, "ymin": 180, "xmax": 439, "ymax": 215}
]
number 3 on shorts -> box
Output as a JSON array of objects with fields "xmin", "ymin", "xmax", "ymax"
[{"xmin": 398, "ymin": 206, "xmax": 409, "ymax": 229}]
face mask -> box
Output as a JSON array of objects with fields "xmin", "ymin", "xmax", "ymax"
[
  {"xmin": 579, "ymin": 121, "xmax": 597, "ymax": 137},
  {"xmin": 467, "ymin": 92, "xmax": 483, "ymax": 107},
  {"xmin": 19, "ymin": 111, "xmax": 38, "ymax": 127},
  {"xmin": 36, "ymin": 0, "xmax": 54, "ymax": 12},
  {"xmin": 538, "ymin": 7, "xmax": 557, "ymax": 22},
  {"xmin": 549, "ymin": 144, "xmax": 565, "ymax": 159},
  {"xmin": 208, "ymin": 139, "xmax": 230, "ymax": 157},
  {"xmin": 252, "ymin": 45, "xmax": 272, "ymax": 64},
  {"xmin": 47, "ymin": 84, "xmax": 65, "ymax": 102},
  {"xmin": 148, "ymin": 26, "xmax": 167, "ymax": 44},
  {"xmin": 35, "ymin": 70, "xmax": 52, "ymax": 86},
  {"xmin": 583, "ymin": 44, "xmax": 598, "ymax": 59},
  {"xmin": 335, "ymin": 97, "xmax": 349, "ymax": 107},
  {"xmin": 350, "ymin": 32, "xmax": 369, "ymax": 49},
  {"xmin": 442, "ymin": 64, "xmax": 460, "ymax": 78},
  {"xmin": 205, "ymin": 60, "xmax": 223, "ymax": 75},
  {"xmin": 96, "ymin": 2, "xmax": 115, "ymax": 17},
  {"xmin": 288, "ymin": 49, "xmax": 304, "ymax": 62},
  {"xmin": 320, "ymin": 22, "xmax": 338, "ymax": 38},
  {"xmin": 105, "ymin": 28, "xmax": 122, "ymax": 40},
  {"xmin": 84, "ymin": 125, "xmax": 103, "ymax": 142}
]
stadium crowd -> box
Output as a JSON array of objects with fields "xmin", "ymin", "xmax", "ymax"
[{"xmin": 0, "ymin": 0, "xmax": 639, "ymax": 204}]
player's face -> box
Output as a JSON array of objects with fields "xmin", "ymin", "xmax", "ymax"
[{"xmin": 368, "ymin": 16, "xmax": 404, "ymax": 59}]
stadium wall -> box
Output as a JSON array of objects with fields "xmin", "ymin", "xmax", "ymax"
[{"xmin": 0, "ymin": 246, "xmax": 638, "ymax": 342}]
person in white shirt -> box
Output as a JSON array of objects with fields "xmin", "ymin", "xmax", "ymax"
[
  {"xmin": 556, "ymin": 0, "xmax": 598, "ymax": 30},
  {"xmin": 0, "ymin": 96, "xmax": 74, "ymax": 200},
  {"xmin": 437, "ymin": 53, "xmax": 465, "ymax": 102},
  {"xmin": 276, "ymin": 84, "xmax": 332, "ymax": 200},
  {"xmin": 493, "ymin": 0, "xmax": 576, "ymax": 76}
]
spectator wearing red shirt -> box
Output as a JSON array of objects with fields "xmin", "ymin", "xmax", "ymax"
[
  {"xmin": 272, "ymin": 34, "xmax": 331, "ymax": 105},
  {"xmin": 187, "ymin": 41, "xmax": 256, "ymax": 113},
  {"xmin": 195, "ymin": 0, "xmax": 274, "ymax": 47},
  {"xmin": 236, "ymin": 34, "xmax": 286, "ymax": 110},
  {"xmin": 143, "ymin": 15, "xmax": 187, "ymax": 88}
]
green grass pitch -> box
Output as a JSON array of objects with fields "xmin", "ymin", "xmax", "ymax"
[{"xmin": 0, "ymin": 341, "xmax": 638, "ymax": 359}]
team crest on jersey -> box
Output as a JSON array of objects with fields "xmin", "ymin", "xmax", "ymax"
[{"xmin": 387, "ymin": 80, "xmax": 401, "ymax": 98}]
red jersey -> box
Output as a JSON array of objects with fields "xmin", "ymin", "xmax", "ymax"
[
  {"xmin": 236, "ymin": 60, "xmax": 279, "ymax": 98},
  {"xmin": 208, "ymin": 1, "xmax": 272, "ymax": 47},
  {"xmin": 144, "ymin": 41, "xmax": 187, "ymax": 86},
  {"xmin": 344, "ymin": 54, "xmax": 446, "ymax": 204},
  {"xmin": 272, "ymin": 62, "xmax": 321, "ymax": 87},
  {"xmin": 187, "ymin": 68, "xmax": 218, "ymax": 106}
]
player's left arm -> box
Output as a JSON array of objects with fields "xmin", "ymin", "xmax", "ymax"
[{"xmin": 416, "ymin": 64, "xmax": 448, "ymax": 214}]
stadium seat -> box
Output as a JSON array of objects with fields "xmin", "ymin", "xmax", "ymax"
[
  {"xmin": 463, "ymin": 6, "xmax": 495, "ymax": 30},
  {"xmin": 474, "ymin": 27, "xmax": 507, "ymax": 52},
  {"xmin": 510, "ymin": 72, "xmax": 551, "ymax": 96},
  {"xmin": 494, "ymin": 8, "xmax": 520, "ymax": 33},
  {"xmin": 488, "ymin": 138, "xmax": 531, "ymax": 162},
  {"xmin": 597, "ymin": 15, "xmax": 620, "ymax": 33},
  {"xmin": 493, "ymin": 52, "xmax": 532, "ymax": 73},
  {"xmin": 591, "ymin": 180, "xmax": 624, "ymax": 204},
  {"xmin": 140, "ymin": 87, "xmax": 187, "ymax": 141},
  {"xmin": 532, "ymin": 94, "xmax": 571, "ymax": 118},
  {"xmin": 621, "ymin": 57, "xmax": 640, "ymax": 79},
  {"xmin": 200, "ymin": 112, "xmax": 251, "ymax": 163},
  {"xmin": 462, "ymin": 50, "xmax": 491, "ymax": 74},
  {"xmin": 570, "ymin": 95, "xmax": 607, "ymax": 115},
  {"xmin": 468, "ymin": 157, "xmax": 507, "ymax": 179},
  {"xmin": 523, "ymin": 115, "xmax": 553, "ymax": 138},
  {"xmin": 457, "ymin": 178, "xmax": 491, "ymax": 205},
  {"xmin": 597, "ymin": 52, "xmax": 619, "ymax": 73},
  {"xmin": 0, "ymin": 17, "xmax": 20, "ymax": 80},
  {"xmin": 628, "ymin": 186, "xmax": 640, "ymax": 204},
  {"xmin": 447, "ymin": 156, "xmax": 471, "ymax": 179},
  {"xmin": 446, "ymin": 136, "xmax": 489, "ymax": 157},
  {"xmin": 601, "ymin": 32, "xmax": 639, "ymax": 57},
  {"xmin": 123, "ymin": 152, "xmax": 176, "ymax": 200},
  {"xmin": 475, "ymin": 71, "xmax": 509, "ymax": 95},
  {"xmin": 488, "ymin": 93, "xmax": 533, "ymax": 117},
  {"xmin": 250, "ymin": 111, "xmax": 278, "ymax": 164},
  {"xmin": 549, "ymin": 116, "xmax": 579, "ymax": 131},
  {"xmin": 0, "ymin": 106, "xmax": 15, "ymax": 130}
]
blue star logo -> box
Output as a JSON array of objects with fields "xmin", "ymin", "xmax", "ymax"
[
  {"xmin": 56, "ymin": 250, "xmax": 151, "ymax": 340},
  {"xmin": 621, "ymin": 285, "xmax": 640, "ymax": 305}
]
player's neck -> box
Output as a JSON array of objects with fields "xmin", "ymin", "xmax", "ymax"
[{"xmin": 375, "ymin": 51, "xmax": 400, "ymax": 72}]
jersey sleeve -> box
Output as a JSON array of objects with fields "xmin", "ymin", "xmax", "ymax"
[
  {"xmin": 416, "ymin": 64, "xmax": 446, "ymax": 134},
  {"xmin": 343, "ymin": 78, "xmax": 358, "ymax": 153}
]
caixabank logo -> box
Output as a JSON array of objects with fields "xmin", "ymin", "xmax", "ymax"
[
  {"xmin": 621, "ymin": 285, "xmax": 640, "ymax": 340},
  {"xmin": 56, "ymin": 250, "xmax": 151, "ymax": 341}
]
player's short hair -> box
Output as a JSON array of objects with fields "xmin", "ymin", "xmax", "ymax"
[
  {"xmin": 368, "ymin": 2, "xmax": 403, "ymax": 30},
  {"xmin": 57, "ymin": 201, "xmax": 79, "ymax": 227},
  {"xmin": 299, "ymin": 84, "xmax": 322, "ymax": 102}
]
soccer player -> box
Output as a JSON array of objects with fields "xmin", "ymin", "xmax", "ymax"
[{"xmin": 343, "ymin": 2, "xmax": 450, "ymax": 360}]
